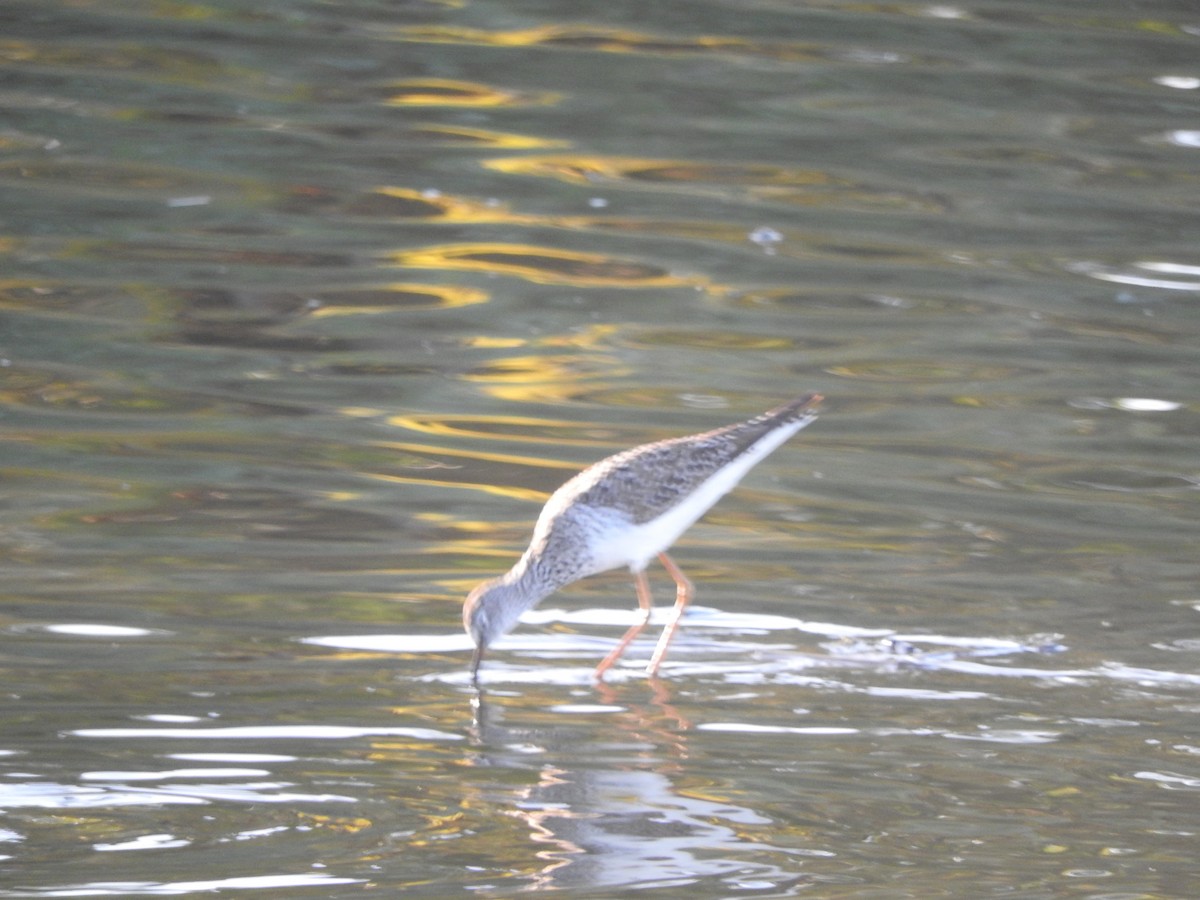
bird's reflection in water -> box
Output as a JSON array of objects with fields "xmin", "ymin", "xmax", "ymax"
[{"xmin": 460, "ymin": 676, "xmax": 796, "ymax": 892}]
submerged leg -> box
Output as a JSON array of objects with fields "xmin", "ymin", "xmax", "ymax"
[
  {"xmin": 593, "ymin": 569, "xmax": 654, "ymax": 680},
  {"xmin": 647, "ymin": 552, "xmax": 694, "ymax": 676}
]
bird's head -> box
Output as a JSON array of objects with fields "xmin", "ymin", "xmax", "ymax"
[{"xmin": 463, "ymin": 576, "xmax": 531, "ymax": 679}]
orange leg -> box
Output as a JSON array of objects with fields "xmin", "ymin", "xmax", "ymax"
[
  {"xmin": 647, "ymin": 552, "xmax": 694, "ymax": 676},
  {"xmin": 593, "ymin": 569, "xmax": 655, "ymax": 680}
]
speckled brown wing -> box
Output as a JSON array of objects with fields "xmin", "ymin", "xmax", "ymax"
[{"xmin": 568, "ymin": 393, "xmax": 820, "ymax": 525}]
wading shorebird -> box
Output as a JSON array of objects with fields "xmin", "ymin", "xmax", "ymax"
[{"xmin": 463, "ymin": 393, "xmax": 822, "ymax": 682}]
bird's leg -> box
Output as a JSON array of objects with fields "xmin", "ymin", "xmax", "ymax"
[
  {"xmin": 593, "ymin": 569, "xmax": 654, "ymax": 680},
  {"xmin": 647, "ymin": 552, "xmax": 694, "ymax": 676},
  {"xmin": 470, "ymin": 645, "xmax": 484, "ymax": 686}
]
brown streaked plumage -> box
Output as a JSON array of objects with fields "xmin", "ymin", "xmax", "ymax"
[{"xmin": 464, "ymin": 393, "xmax": 823, "ymax": 682}]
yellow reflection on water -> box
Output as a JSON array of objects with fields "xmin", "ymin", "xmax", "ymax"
[
  {"xmin": 369, "ymin": 398, "xmax": 653, "ymax": 503},
  {"xmin": 340, "ymin": 407, "xmax": 384, "ymax": 418},
  {"xmin": 362, "ymin": 468, "xmax": 550, "ymax": 505},
  {"xmin": 484, "ymin": 154, "xmax": 844, "ymax": 188},
  {"xmin": 396, "ymin": 24, "xmax": 807, "ymax": 63},
  {"xmin": 408, "ymin": 124, "xmax": 568, "ymax": 150},
  {"xmin": 396, "ymin": 25, "xmax": 579, "ymax": 48},
  {"xmin": 388, "ymin": 414, "xmax": 613, "ymax": 448},
  {"xmin": 306, "ymin": 283, "xmax": 488, "ymax": 317},
  {"xmin": 464, "ymin": 336, "xmax": 525, "ymax": 349},
  {"xmin": 383, "ymin": 78, "xmax": 559, "ymax": 107},
  {"xmin": 542, "ymin": 324, "xmax": 621, "ymax": 350},
  {"xmin": 458, "ymin": 350, "xmax": 630, "ymax": 405},
  {"xmin": 463, "ymin": 354, "xmax": 621, "ymax": 384},
  {"xmin": 464, "ymin": 323, "xmax": 617, "ymax": 352},
  {"xmin": 389, "ymin": 243, "xmax": 705, "ymax": 288}
]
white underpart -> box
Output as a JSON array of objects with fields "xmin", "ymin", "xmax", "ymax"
[{"xmin": 582, "ymin": 411, "xmax": 818, "ymax": 575}]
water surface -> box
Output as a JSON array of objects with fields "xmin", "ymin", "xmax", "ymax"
[{"xmin": 1, "ymin": 0, "xmax": 1198, "ymax": 896}]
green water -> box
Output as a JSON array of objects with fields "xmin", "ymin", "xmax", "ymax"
[{"xmin": 1, "ymin": 0, "xmax": 1198, "ymax": 896}]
